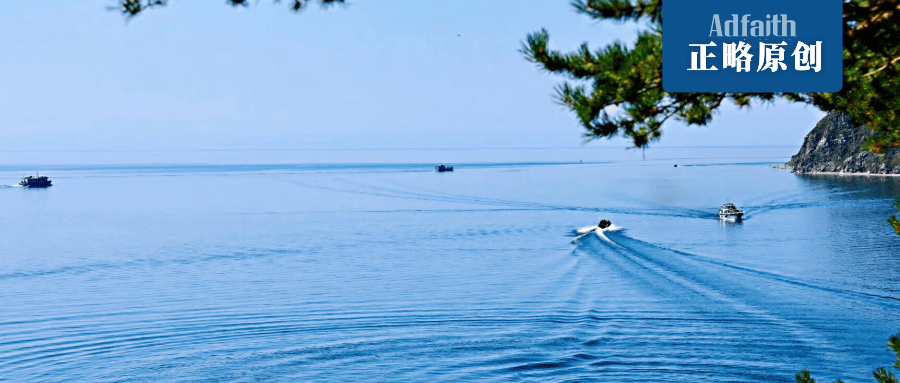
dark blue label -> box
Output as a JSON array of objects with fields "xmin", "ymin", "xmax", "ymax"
[{"xmin": 662, "ymin": 0, "xmax": 842, "ymax": 92}]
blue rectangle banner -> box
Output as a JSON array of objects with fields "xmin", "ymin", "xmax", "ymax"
[{"xmin": 662, "ymin": 0, "xmax": 843, "ymax": 92}]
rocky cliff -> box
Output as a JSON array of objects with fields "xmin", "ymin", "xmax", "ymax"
[{"xmin": 784, "ymin": 112, "xmax": 900, "ymax": 174}]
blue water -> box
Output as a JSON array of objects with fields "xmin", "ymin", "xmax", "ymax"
[{"xmin": 1, "ymin": 148, "xmax": 898, "ymax": 382}]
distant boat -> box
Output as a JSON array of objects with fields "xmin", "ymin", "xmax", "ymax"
[
  {"xmin": 435, "ymin": 165, "xmax": 454, "ymax": 172},
  {"xmin": 19, "ymin": 174, "xmax": 52, "ymax": 188},
  {"xmin": 718, "ymin": 203, "xmax": 744, "ymax": 221}
]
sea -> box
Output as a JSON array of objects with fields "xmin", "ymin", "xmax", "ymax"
[{"xmin": 0, "ymin": 147, "xmax": 898, "ymax": 382}]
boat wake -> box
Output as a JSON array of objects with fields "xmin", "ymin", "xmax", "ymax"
[
  {"xmin": 572, "ymin": 224, "xmax": 624, "ymax": 244},
  {"xmin": 574, "ymin": 228, "xmax": 900, "ymax": 307},
  {"xmin": 566, "ymin": 227, "xmax": 900, "ymax": 381}
]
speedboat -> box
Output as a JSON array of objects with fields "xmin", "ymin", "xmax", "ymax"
[
  {"xmin": 718, "ymin": 203, "xmax": 744, "ymax": 221},
  {"xmin": 572, "ymin": 219, "xmax": 616, "ymax": 243},
  {"xmin": 435, "ymin": 165, "xmax": 454, "ymax": 172}
]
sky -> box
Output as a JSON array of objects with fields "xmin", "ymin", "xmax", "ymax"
[{"xmin": 0, "ymin": 0, "xmax": 826, "ymax": 152}]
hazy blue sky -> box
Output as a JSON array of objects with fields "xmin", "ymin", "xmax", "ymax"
[{"xmin": 0, "ymin": 1, "xmax": 825, "ymax": 151}]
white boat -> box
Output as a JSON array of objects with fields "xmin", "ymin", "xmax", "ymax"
[{"xmin": 718, "ymin": 203, "xmax": 744, "ymax": 221}]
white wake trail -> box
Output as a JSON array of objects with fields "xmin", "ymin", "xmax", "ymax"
[{"xmin": 572, "ymin": 224, "xmax": 623, "ymax": 244}]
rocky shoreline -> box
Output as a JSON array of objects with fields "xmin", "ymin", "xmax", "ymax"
[
  {"xmin": 773, "ymin": 167, "xmax": 900, "ymax": 177},
  {"xmin": 781, "ymin": 112, "xmax": 900, "ymax": 175}
]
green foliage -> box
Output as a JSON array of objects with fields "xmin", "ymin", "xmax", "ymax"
[
  {"xmin": 794, "ymin": 0, "xmax": 900, "ymax": 153},
  {"xmin": 796, "ymin": 369, "xmax": 818, "ymax": 383},
  {"xmin": 522, "ymin": 0, "xmax": 900, "ymax": 150},
  {"xmin": 890, "ymin": 199, "xmax": 900, "ymax": 235},
  {"xmin": 873, "ymin": 367, "xmax": 898, "ymax": 383},
  {"xmin": 892, "ymin": 333, "xmax": 900, "ymax": 369},
  {"xmin": 794, "ymin": 369, "xmax": 847, "ymax": 383},
  {"xmin": 111, "ymin": 0, "xmax": 345, "ymax": 18},
  {"xmin": 797, "ymin": 332, "xmax": 900, "ymax": 383},
  {"xmin": 522, "ymin": 25, "xmax": 774, "ymax": 147}
]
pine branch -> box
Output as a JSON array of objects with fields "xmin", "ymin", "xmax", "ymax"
[
  {"xmin": 572, "ymin": 0, "xmax": 661, "ymax": 24},
  {"xmin": 110, "ymin": 0, "xmax": 345, "ymax": 18}
]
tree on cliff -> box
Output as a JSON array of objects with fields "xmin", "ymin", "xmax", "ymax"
[{"xmin": 521, "ymin": 0, "xmax": 899, "ymax": 151}]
